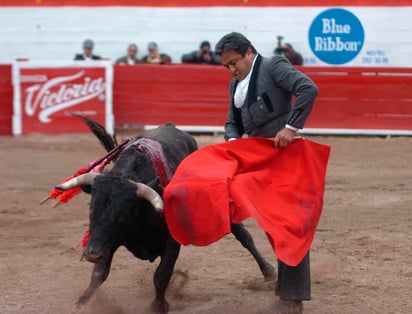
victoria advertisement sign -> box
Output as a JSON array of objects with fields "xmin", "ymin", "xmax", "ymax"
[{"xmin": 12, "ymin": 61, "xmax": 113, "ymax": 135}]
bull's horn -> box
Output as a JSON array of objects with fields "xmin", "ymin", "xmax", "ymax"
[
  {"xmin": 128, "ymin": 180, "xmax": 164, "ymax": 212},
  {"xmin": 55, "ymin": 172, "xmax": 100, "ymax": 190}
]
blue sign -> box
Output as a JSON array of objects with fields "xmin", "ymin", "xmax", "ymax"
[{"xmin": 308, "ymin": 8, "xmax": 364, "ymax": 65}]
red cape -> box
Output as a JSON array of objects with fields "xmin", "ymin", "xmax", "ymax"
[{"xmin": 164, "ymin": 137, "xmax": 330, "ymax": 266}]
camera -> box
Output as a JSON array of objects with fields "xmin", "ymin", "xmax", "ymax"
[
  {"xmin": 202, "ymin": 48, "xmax": 208, "ymax": 55},
  {"xmin": 275, "ymin": 35, "xmax": 285, "ymax": 55}
]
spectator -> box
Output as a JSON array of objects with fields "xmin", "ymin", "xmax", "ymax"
[
  {"xmin": 74, "ymin": 39, "xmax": 102, "ymax": 61},
  {"xmin": 141, "ymin": 41, "xmax": 171, "ymax": 64},
  {"xmin": 181, "ymin": 40, "xmax": 221, "ymax": 65},
  {"xmin": 274, "ymin": 43, "xmax": 303, "ymax": 66},
  {"xmin": 115, "ymin": 43, "xmax": 140, "ymax": 65}
]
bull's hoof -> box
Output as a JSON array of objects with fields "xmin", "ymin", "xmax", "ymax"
[
  {"xmin": 150, "ymin": 298, "xmax": 169, "ymax": 313},
  {"xmin": 75, "ymin": 295, "xmax": 91, "ymax": 309},
  {"xmin": 75, "ymin": 300, "xmax": 86, "ymax": 310},
  {"xmin": 261, "ymin": 263, "xmax": 276, "ymax": 281}
]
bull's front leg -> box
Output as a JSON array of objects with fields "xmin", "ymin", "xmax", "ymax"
[
  {"xmin": 151, "ymin": 235, "xmax": 181, "ymax": 313},
  {"xmin": 231, "ymin": 223, "xmax": 276, "ymax": 281},
  {"xmin": 75, "ymin": 254, "xmax": 113, "ymax": 308}
]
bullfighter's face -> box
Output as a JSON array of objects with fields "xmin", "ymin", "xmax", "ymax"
[{"xmin": 219, "ymin": 47, "xmax": 255, "ymax": 81}]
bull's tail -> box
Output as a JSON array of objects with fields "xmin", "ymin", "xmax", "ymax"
[{"xmin": 70, "ymin": 113, "xmax": 117, "ymax": 152}]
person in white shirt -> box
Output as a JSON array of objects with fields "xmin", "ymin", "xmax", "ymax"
[{"xmin": 115, "ymin": 43, "xmax": 140, "ymax": 65}]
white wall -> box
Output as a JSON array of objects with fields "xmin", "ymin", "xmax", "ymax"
[{"xmin": 0, "ymin": 6, "xmax": 411, "ymax": 66}]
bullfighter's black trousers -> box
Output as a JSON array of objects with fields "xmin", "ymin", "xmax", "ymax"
[{"xmin": 275, "ymin": 251, "xmax": 311, "ymax": 301}]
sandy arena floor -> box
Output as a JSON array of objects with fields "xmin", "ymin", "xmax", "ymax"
[{"xmin": 0, "ymin": 130, "xmax": 411, "ymax": 314}]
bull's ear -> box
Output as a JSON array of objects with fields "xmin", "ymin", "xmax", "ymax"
[
  {"xmin": 147, "ymin": 177, "xmax": 161, "ymax": 190},
  {"xmin": 80, "ymin": 185, "xmax": 92, "ymax": 194}
]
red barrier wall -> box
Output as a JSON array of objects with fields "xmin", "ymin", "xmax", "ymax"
[
  {"xmin": 2, "ymin": 64, "xmax": 412, "ymax": 136},
  {"xmin": 113, "ymin": 65, "xmax": 412, "ymax": 134},
  {"xmin": 300, "ymin": 67, "xmax": 412, "ymax": 131},
  {"xmin": 0, "ymin": 65, "xmax": 13, "ymax": 135},
  {"xmin": 113, "ymin": 64, "xmax": 231, "ymax": 127}
]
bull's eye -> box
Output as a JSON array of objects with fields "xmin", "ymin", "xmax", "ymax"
[{"xmin": 118, "ymin": 215, "xmax": 126, "ymax": 223}]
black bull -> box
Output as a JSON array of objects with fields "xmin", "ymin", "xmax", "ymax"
[{"xmin": 54, "ymin": 122, "xmax": 275, "ymax": 313}]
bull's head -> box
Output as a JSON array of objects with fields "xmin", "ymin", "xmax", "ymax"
[
  {"xmin": 55, "ymin": 173, "xmax": 164, "ymax": 263},
  {"xmin": 55, "ymin": 173, "xmax": 163, "ymax": 211}
]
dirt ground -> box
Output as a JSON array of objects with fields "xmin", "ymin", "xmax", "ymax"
[{"xmin": 0, "ymin": 130, "xmax": 411, "ymax": 314}]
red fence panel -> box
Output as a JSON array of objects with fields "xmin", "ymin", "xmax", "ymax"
[
  {"xmin": 2, "ymin": 63, "xmax": 412, "ymax": 136},
  {"xmin": 301, "ymin": 67, "xmax": 412, "ymax": 131},
  {"xmin": 0, "ymin": 65, "xmax": 13, "ymax": 135},
  {"xmin": 113, "ymin": 64, "xmax": 231, "ymax": 127},
  {"xmin": 113, "ymin": 64, "xmax": 412, "ymax": 134}
]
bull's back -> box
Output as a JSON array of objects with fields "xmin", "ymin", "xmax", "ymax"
[{"xmin": 142, "ymin": 123, "xmax": 198, "ymax": 173}]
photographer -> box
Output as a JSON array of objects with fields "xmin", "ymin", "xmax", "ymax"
[
  {"xmin": 274, "ymin": 36, "xmax": 303, "ymax": 66},
  {"xmin": 181, "ymin": 40, "xmax": 221, "ymax": 65}
]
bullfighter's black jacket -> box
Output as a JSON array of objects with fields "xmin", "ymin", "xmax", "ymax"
[{"xmin": 224, "ymin": 54, "xmax": 318, "ymax": 140}]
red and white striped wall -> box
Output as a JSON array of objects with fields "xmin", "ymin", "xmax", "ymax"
[{"xmin": 0, "ymin": 1, "xmax": 411, "ymax": 67}]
